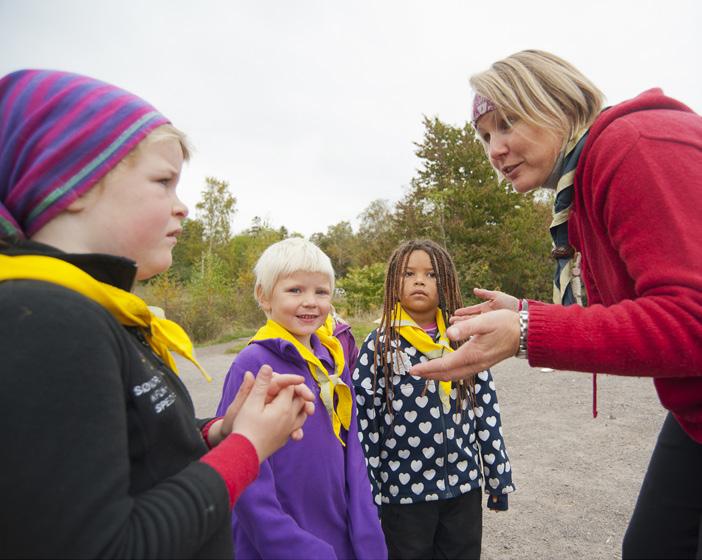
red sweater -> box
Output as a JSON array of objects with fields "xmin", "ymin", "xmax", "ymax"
[{"xmin": 527, "ymin": 89, "xmax": 702, "ymax": 443}]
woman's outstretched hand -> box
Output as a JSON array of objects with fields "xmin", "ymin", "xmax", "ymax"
[
  {"xmin": 410, "ymin": 309, "xmax": 521, "ymax": 381},
  {"xmin": 450, "ymin": 288, "xmax": 519, "ymax": 324}
]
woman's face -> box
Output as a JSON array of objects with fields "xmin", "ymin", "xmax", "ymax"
[{"xmin": 475, "ymin": 111, "xmax": 564, "ymax": 193}]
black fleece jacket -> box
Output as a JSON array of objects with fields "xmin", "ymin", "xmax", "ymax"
[{"xmin": 0, "ymin": 240, "xmax": 233, "ymax": 559}]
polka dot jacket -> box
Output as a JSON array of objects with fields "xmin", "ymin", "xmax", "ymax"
[{"xmin": 352, "ymin": 330, "xmax": 515, "ymax": 508}]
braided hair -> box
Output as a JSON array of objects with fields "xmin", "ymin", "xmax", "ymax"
[{"xmin": 373, "ymin": 239, "xmax": 476, "ymax": 414}]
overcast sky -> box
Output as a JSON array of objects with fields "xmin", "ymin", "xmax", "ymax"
[{"xmin": 2, "ymin": 0, "xmax": 700, "ymax": 237}]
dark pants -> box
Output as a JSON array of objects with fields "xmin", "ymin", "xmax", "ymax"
[
  {"xmin": 623, "ymin": 413, "xmax": 702, "ymax": 559},
  {"xmin": 381, "ymin": 489, "xmax": 482, "ymax": 559}
]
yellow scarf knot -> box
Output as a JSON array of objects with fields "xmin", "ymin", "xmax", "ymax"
[
  {"xmin": 392, "ymin": 303, "xmax": 453, "ymax": 409},
  {"xmin": 251, "ymin": 318, "xmax": 352, "ymax": 446}
]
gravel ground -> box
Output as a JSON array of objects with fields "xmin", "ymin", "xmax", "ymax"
[{"xmin": 177, "ymin": 344, "xmax": 665, "ymax": 560}]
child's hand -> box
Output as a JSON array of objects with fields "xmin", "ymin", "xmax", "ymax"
[
  {"xmin": 210, "ymin": 370, "xmax": 316, "ymax": 446},
  {"xmin": 487, "ymin": 494, "xmax": 508, "ymax": 512},
  {"xmin": 230, "ymin": 365, "xmax": 313, "ymax": 462},
  {"xmin": 450, "ymin": 288, "xmax": 519, "ymax": 323}
]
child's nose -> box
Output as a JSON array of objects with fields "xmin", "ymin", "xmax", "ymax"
[{"xmin": 173, "ymin": 194, "xmax": 188, "ymax": 219}]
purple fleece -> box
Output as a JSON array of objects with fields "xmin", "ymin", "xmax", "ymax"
[
  {"xmin": 333, "ymin": 321, "xmax": 359, "ymax": 373},
  {"xmin": 216, "ymin": 334, "xmax": 386, "ymax": 560}
]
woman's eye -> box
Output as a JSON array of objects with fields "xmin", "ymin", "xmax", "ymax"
[
  {"xmin": 496, "ymin": 119, "xmax": 511, "ymax": 131},
  {"xmin": 158, "ymin": 178, "xmax": 171, "ymax": 187},
  {"xmin": 428, "ymin": 271, "xmax": 437, "ymax": 278},
  {"xmin": 404, "ymin": 271, "xmax": 414, "ymax": 277}
]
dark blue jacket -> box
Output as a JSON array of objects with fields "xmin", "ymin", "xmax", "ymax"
[{"xmin": 352, "ymin": 329, "xmax": 514, "ymax": 509}]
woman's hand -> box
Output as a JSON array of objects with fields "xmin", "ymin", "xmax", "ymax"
[
  {"xmin": 230, "ymin": 365, "xmax": 315, "ymax": 462},
  {"xmin": 208, "ymin": 369, "xmax": 316, "ymax": 447},
  {"xmin": 450, "ymin": 288, "xmax": 519, "ymax": 324},
  {"xmin": 410, "ymin": 309, "xmax": 520, "ymax": 381}
]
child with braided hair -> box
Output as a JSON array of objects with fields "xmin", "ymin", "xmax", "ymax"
[{"xmin": 353, "ymin": 239, "xmax": 514, "ymax": 559}]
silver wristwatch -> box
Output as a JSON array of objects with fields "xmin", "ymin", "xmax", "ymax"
[{"xmin": 516, "ymin": 299, "xmax": 528, "ymax": 359}]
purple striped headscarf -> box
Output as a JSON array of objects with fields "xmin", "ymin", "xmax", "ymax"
[{"xmin": 0, "ymin": 69, "xmax": 169, "ymax": 237}]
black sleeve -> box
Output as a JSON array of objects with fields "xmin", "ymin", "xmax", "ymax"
[{"xmin": 0, "ymin": 281, "xmax": 230, "ymax": 559}]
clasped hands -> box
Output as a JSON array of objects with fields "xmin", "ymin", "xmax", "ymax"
[
  {"xmin": 410, "ymin": 287, "xmax": 522, "ymax": 382},
  {"xmin": 206, "ymin": 365, "xmax": 316, "ymax": 461}
]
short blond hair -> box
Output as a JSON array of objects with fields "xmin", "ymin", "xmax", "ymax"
[
  {"xmin": 470, "ymin": 50, "xmax": 605, "ymax": 141},
  {"xmin": 130, "ymin": 123, "xmax": 192, "ymax": 162},
  {"xmin": 254, "ymin": 237, "xmax": 336, "ymax": 301}
]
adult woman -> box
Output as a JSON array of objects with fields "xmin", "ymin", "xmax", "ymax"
[{"xmin": 411, "ymin": 50, "xmax": 702, "ymax": 558}]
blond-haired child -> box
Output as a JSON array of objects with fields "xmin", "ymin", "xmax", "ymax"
[
  {"xmin": 217, "ymin": 237, "xmax": 387, "ymax": 559},
  {"xmin": 0, "ymin": 69, "xmax": 313, "ymax": 558}
]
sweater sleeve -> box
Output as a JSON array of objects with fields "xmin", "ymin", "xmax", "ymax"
[
  {"xmin": 351, "ymin": 332, "xmax": 385, "ymax": 505},
  {"xmin": 473, "ymin": 370, "xmax": 515, "ymax": 501},
  {"xmin": 0, "ymin": 282, "xmax": 234, "ymax": 558},
  {"xmin": 528, "ymin": 123, "xmax": 702, "ymax": 378}
]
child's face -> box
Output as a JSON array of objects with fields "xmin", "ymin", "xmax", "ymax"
[
  {"xmin": 260, "ymin": 271, "xmax": 332, "ymax": 348},
  {"xmin": 74, "ymin": 135, "xmax": 187, "ymax": 280},
  {"xmin": 399, "ymin": 250, "xmax": 439, "ymax": 323}
]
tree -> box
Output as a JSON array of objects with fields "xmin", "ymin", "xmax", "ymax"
[
  {"xmin": 196, "ymin": 177, "xmax": 237, "ymax": 251},
  {"xmin": 310, "ymin": 221, "xmax": 358, "ymax": 277},
  {"xmin": 356, "ymin": 199, "xmax": 399, "ymax": 266},
  {"xmin": 337, "ymin": 262, "xmax": 386, "ymax": 315},
  {"xmin": 170, "ymin": 217, "xmax": 205, "ymax": 282}
]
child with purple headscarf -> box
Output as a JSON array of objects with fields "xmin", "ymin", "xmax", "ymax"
[{"xmin": 0, "ymin": 69, "xmax": 315, "ymax": 558}]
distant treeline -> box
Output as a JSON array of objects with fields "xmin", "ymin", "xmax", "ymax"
[{"xmin": 141, "ymin": 116, "xmax": 554, "ymax": 343}]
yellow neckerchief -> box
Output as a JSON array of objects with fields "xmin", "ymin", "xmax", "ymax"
[
  {"xmin": 392, "ymin": 303, "xmax": 453, "ymax": 409},
  {"xmin": 251, "ymin": 318, "xmax": 352, "ymax": 446},
  {"xmin": 0, "ymin": 254, "xmax": 210, "ymax": 381}
]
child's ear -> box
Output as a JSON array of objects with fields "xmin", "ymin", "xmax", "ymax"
[
  {"xmin": 65, "ymin": 186, "xmax": 100, "ymax": 213},
  {"xmin": 255, "ymin": 285, "xmax": 271, "ymax": 314}
]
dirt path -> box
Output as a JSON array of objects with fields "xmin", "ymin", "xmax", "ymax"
[{"xmin": 177, "ymin": 347, "xmax": 664, "ymax": 560}]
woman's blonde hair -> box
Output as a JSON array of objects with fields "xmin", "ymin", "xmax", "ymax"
[{"xmin": 470, "ymin": 50, "xmax": 605, "ymax": 140}]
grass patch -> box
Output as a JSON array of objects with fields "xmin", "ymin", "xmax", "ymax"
[
  {"xmin": 349, "ymin": 318, "xmax": 379, "ymax": 344},
  {"xmin": 225, "ymin": 339, "xmax": 251, "ymax": 354},
  {"xmin": 212, "ymin": 326, "xmax": 258, "ymax": 345}
]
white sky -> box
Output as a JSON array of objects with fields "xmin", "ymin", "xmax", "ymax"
[{"xmin": 2, "ymin": 0, "xmax": 701, "ymax": 237}]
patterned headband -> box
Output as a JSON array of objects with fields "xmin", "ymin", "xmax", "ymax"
[
  {"xmin": 0, "ymin": 69, "xmax": 169, "ymax": 237},
  {"xmin": 471, "ymin": 93, "xmax": 496, "ymax": 128}
]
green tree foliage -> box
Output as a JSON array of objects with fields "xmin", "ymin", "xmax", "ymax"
[
  {"xmin": 310, "ymin": 221, "xmax": 358, "ymax": 277},
  {"xmin": 356, "ymin": 199, "xmax": 400, "ymax": 267},
  {"xmin": 170, "ymin": 218, "xmax": 205, "ymax": 282},
  {"xmin": 337, "ymin": 262, "xmax": 387, "ymax": 316},
  {"xmin": 196, "ymin": 177, "xmax": 237, "ymax": 251}
]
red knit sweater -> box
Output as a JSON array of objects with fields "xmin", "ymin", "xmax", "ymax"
[{"xmin": 527, "ymin": 89, "xmax": 702, "ymax": 443}]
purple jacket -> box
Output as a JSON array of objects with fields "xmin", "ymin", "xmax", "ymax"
[
  {"xmin": 216, "ymin": 334, "xmax": 386, "ymax": 560},
  {"xmin": 333, "ymin": 321, "xmax": 359, "ymax": 372}
]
